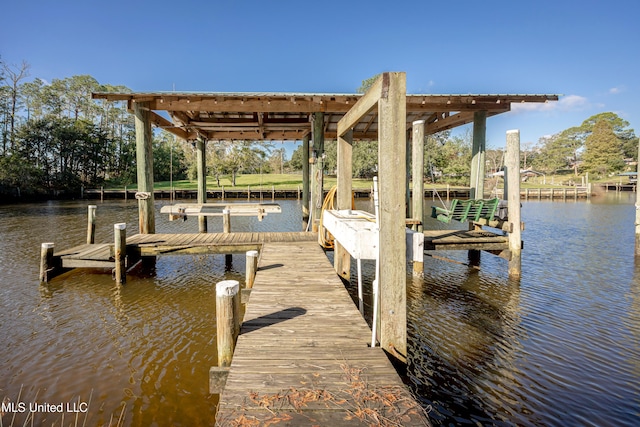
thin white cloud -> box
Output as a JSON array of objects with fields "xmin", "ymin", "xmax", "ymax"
[
  {"xmin": 608, "ymin": 86, "xmax": 625, "ymax": 94},
  {"xmin": 511, "ymin": 94, "xmax": 588, "ymax": 113}
]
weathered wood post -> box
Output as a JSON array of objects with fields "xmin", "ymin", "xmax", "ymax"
[
  {"xmin": 302, "ymin": 134, "xmax": 310, "ymax": 230},
  {"xmin": 506, "ymin": 130, "xmax": 522, "ymax": 278},
  {"xmin": 197, "ymin": 138, "xmax": 208, "ymax": 233},
  {"xmin": 311, "ymin": 112, "xmax": 324, "ymax": 232},
  {"xmin": 134, "ymin": 101, "xmax": 155, "ymax": 234},
  {"xmin": 412, "ymin": 120, "xmax": 425, "ymax": 232},
  {"xmin": 114, "ymin": 223, "xmax": 127, "ymax": 284},
  {"xmin": 378, "ymin": 72, "xmax": 407, "ymax": 362},
  {"xmin": 245, "ymin": 250, "xmax": 259, "ymax": 289},
  {"xmin": 216, "ymin": 280, "xmax": 240, "ymax": 367},
  {"xmin": 470, "ymin": 111, "xmax": 487, "ymax": 199},
  {"xmin": 223, "ymin": 209, "xmax": 231, "ymax": 233},
  {"xmin": 635, "ymin": 136, "xmax": 640, "ymax": 255},
  {"xmin": 335, "ymin": 128, "xmax": 353, "ymax": 280},
  {"xmin": 39, "ymin": 243, "xmax": 55, "ymax": 283},
  {"xmin": 87, "ymin": 205, "xmax": 97, "ymax": 244}
]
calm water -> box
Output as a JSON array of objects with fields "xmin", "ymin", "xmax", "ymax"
[{"xmin": 1, "ymin": 194, "xmax": 639, "ymax": 426}]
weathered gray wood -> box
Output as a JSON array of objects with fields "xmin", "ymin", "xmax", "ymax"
[
  {"xmin": 377, "ymin": 72, "xmax": 407, "ymax": 361},
  {"xmin": 209, "ymin": 366, "xmax": 230, "ymax": 394},
  {"xmin": 216, "ymin": 241, "xmax": 428, "ymax": 426},
  {"xmin": 87, "ymin": 205, "xmax": 96, "ymax": 244},
  {"xmin": 302, "ymin": 135, "xmax": 310, "ymax": 230},
  {"xmin": 197, "ymin": 138, "xmax": 208, "ymax": 233},
  {"xmin": 636, "ymin": 137, "xmax": 640, "ymax": 255},
  {"xmin": 245, "ymin": 250, "xmax": 259, "ymax": 289},
  {"xmin": 134, "ymin": 101, "xmax": 155, "ymax": 234},
  {"xmin": 506, "ymin": 130, "xmax": 522, "ymax": 277},
  {"xmin": 412, "ymin": 120, "xmax": 425, "ymax": 233},
  {"xmin": 114, "ymin": 223, "xmax": 126, "ymax": 284},
  {"xmin": 223, "ymin": 209, "xmax": 231, "ymax": 233},
  {"xmin": 335, "ymin": 129, "xmax": 353, "ymax": 280},
  {"xmin": 39, "ymin": 242, "xmax": 55, "ymax": 282},
  {"xmin": 470, "ymin": 111, "xmax": 487, "ymax": 199},
  {"xmin": 311, "ymin": 112, "xmax": 324, "ymax": 232},
  {"xmin": 337, "ymin": 75, "xmax": 383, "ymax": 137},
  {"xmin": 216, "ymin": 280, "xmax": 240, "ymax": 367}
]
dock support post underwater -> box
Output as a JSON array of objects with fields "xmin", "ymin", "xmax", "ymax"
[{"xmin": 506, "ymin": 130, "xmax": 522, "ymax": 278}]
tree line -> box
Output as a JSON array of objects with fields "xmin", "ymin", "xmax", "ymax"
[{"xmin": 1, "ymin": 60, "xmax": 636, "ymax": 200}]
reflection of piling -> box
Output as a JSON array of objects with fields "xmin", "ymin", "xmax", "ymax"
[{"xmin": 39, "ymin": 243, "xmax": 55, "ymax": 282}]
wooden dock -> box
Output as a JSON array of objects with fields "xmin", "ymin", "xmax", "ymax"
[
  {"xmin": 51, "ymin": 232, "xmax": 317, "ymax": 269},
  {"xmin": 215, "ymin": 241, "xmax": 429, "ymax": 426}
]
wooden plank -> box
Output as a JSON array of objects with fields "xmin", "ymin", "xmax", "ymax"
[{"xmin": 216, "ymin": 240, "xmax": 428, "ymax": 425}]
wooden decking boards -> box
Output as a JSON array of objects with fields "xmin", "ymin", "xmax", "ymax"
[{"xmin": 215, "ymin": 241, "xmax": 429, "ymax": 426}]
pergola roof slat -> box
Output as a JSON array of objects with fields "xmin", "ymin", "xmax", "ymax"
[{"xmin": 92, "ymin": 91, "xmax": 558, "ymax": 141}]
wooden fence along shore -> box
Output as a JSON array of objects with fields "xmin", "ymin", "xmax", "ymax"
[{"xmin": 83, "ymin": 185, "xmax": 603, "ymax": 202}]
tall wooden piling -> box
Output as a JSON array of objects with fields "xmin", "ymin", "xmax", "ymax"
[
  {"xmin": 377, "ymin": 72, "xmax": 407, "ymax": 361},
  {"xmin": 197, "ymin": 138, "xmax": 208, "ymax": 233},
  {"xmin": 412, "ymin": 120, "xmax": 425, "ymax": 233},
  {"xmin": 636, "ymin": 136, "xmax": 640, "ymax": 255},
  {"xmin": 470, "ymin": 111, "xmax": 487, "ymax": 199},
  {"xmin": 39, "ymin": 243, "xmax": 55, "ymax": 282},
  {"xmin": 506, "ymin": 130, "xmax": 522, "ymax": 278},
  {"xmin": 216, "ymin": 280, "xmax": 240, "ymax": 367},
  {"xmin": 311, "ymin": 112, "xmax": 324, "ymax": 232},
  {"xmin": 114, "ymin": 223, "xmax": 127, "ymax": 284},
  {"xmin": 223, "ymin": 209, "xmax": 231, "ymax": 233},
  {"xmin": 335, "ymin": 129, "xmax": 353, "ymax": 280},
  {"xmin": 87, "ymin": 205, "xmax": 97, "ymax": 244},
  {"xmin": 302, "ymin": 135, "xmax": 310, "ymax": 230},
  {"xmin": 245, "ymin": 250, "xmax": 259, "ymax": 289},
  {"xmin": 134, "ymin": 101, "xmax": 155, "ymax": 234}
]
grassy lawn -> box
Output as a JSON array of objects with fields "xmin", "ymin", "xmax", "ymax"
[{"xmin": 106, "ymin": 173, "xmax": 628, "ymax": 191}]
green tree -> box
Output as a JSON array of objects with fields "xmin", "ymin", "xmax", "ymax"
[
  {"xmin": 357, "ymin": 73, "xmax": 382, "ymax": 94},
  {"xmin": 581, "ymin": 119, "xmax": 625, "ymax": 175}
]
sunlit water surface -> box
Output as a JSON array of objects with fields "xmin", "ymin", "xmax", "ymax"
[{"xmin": 1, "ymin": 194, "xmax": 639, "ymax": 426}]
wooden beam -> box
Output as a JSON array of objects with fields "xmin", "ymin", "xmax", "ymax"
[
  {"xmin": 377, "ymin": 72, "xmax": 407, "ymax": 361},
  {"xmin": 426, "ymin": 111, "xmax": 474, "ymax": 134},
  {"xmin": 149, "ymin": 111, "xmax": 193, "ymax": 140},
  {"xmin": 412, "ymin": 120, "xmax": 425, "ymax": 233},
  {"xmin": 337, "ymin": 75, "xmax": 385, "ymax": 137}
]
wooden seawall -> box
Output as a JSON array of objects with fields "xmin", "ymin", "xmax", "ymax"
[{"xmin": 215, "ymin": 241, "xmax": 429, "ymax": 426}]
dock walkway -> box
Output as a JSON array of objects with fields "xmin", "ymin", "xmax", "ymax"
[{"xmin": 215, "ymin": 241, "xmax": 429, "ymax": 426}]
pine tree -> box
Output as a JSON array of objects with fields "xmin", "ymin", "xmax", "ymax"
[{"xmin": 582, "ymin": 120, "xmax": 624, "ymax": 175}]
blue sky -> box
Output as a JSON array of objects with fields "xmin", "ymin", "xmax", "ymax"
[{"xmin": 1, "ymin": 0, "xmax": 638, "ymax": 154}]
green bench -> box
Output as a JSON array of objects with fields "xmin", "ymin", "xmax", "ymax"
[{"xmin": 431, "ymin": 198, "xmax": 501, "ymax": 224}]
